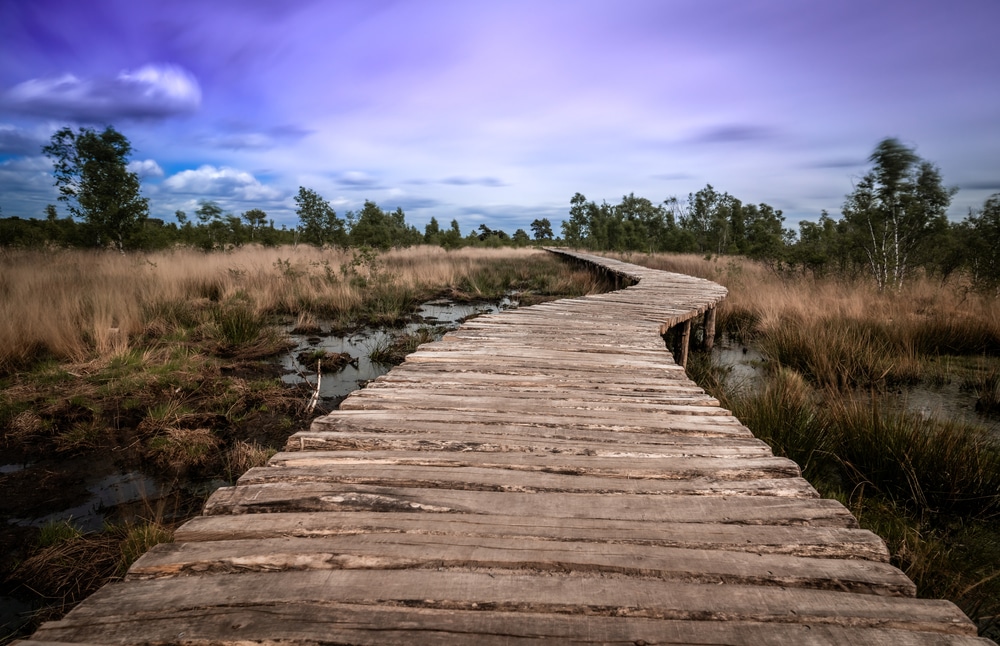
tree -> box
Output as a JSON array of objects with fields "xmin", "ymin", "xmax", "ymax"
[
  {"xmin": 440, "ymin": 219, "xmax": 463, "ymax": 249},
  {"xmin": 562, "ymin": 193, "xmax": 590, "ymax": 247},
  {"xmin": 349, "ymin": 200, "xmax": 421, "ymax": 249},
  {"xmin": 195, "ymin": 200, "xmax": 225, "ymax": 249},
  {"xmin": 841, "ymin": 138, "xmax": 955, "ymax": 291},
  {"xmin": 295, "ymin": 187, "xmax": 345, "ymax": 246},
  {"xmin": 960, "ymin": 193, "xmax": 1000, "ymax": 292},
  {"xmin": 424, "ymin": 216, "xmax": 441, "ymax": 244},
  {"xmin": 42, "ymin": 126, "xmax": 148, "ymax": 250},
  {"xmin": 530, "ymin": 218, "xmax": 553, "ymax": 241},
  {"xmin": 242, "ymin": 208, "xmax": 268, "ymax": 241}
]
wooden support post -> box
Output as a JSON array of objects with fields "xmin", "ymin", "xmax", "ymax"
[
  {"xmin": 703, "ymin": 307, "xmax": 716, "ymax": 351},
  {"xmin": 679, "ymin": 319, "xmax": 691, "ymax": 368}
]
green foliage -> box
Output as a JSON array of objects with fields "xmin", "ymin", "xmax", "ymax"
[
  {"xmin": 841, "ymin": 138, "xmax": 955, "ymax": 291},
  {"xmin": 348, "ymin": 200, "xmax": 422, "ymax": 249},
  {"xmin": 530, "ymin": 217, "xmax": 553, "ymax": 240},
  {"xmin": 37, "ymin": 519, "xmax": 83, "ymax": 548},
  {"xmin": 295, "ymin": 186, "xmax": 346, "ymax": 246},
  {"xmin": 959, "ymin": 193, "xmax": 1000, "ymax": 292},
  {"xmin": 42, "ymin": 126, "xmax": 149, "ymax": 250},
  {"xmin": 562, "ymin": 189, "xmax": 789, "ymax": 259},
  {"xmin": 213, "ymin": 299, "xmax": 267, "ymax": 346}
]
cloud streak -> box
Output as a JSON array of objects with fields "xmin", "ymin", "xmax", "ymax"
[
  {"xmin": 3, "ymin": 64, "xmax": 200, "ymax": 122},
  {"xmin": 161, "ymin": 165, "xmax": 282, "ymax": 201}
]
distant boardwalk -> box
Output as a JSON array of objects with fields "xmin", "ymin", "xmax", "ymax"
[{"xmin": 19, "ymin": 250, "xmax": 992, "ymax": 645}]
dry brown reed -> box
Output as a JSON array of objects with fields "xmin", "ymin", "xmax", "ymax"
[
  {"xmin": 0, "ymin": 245, "xmax": 568, "ymax": 372},
  {"xmin": 620, "ymin": 252, "xmax": 1000, "ymax": 390}
]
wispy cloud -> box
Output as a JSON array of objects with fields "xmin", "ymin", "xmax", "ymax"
[
  {"xmin": 441, "ymin": 176, "xmax": 507, "ymax": 187},
  {"xmin": 688, "ymin": 124, "xmax": 777, "ymax": 144},
  {"xmin": 336, "ymin": 171, "xmax": 382, "ymax": 188},
  {"xmin": 802, "ymin": 158, "xmax": 866, "ymax": 169},
  {"xmin": 127, "ymin": 159, "xmax": 164, "ymax": 178},
  {"xmin": 203, "ymin": 124, "xmax": 312, "ymax": 150},
  {"xmin": 2, "ymin": 64, "xmax": 200, "ymax": 122},
  {"xmin": 161, "ymin": 165, "xmax": 282, "ymax": 201},
  {"xmin": 958, "ymin": 181, "xmax": 1000, "ymax": 192},
  {"xmin": 650, "ymin": 172, "xmax": 695, "ymax": 181}
]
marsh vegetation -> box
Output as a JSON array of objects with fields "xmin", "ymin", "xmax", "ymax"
[
  {"xmin": 0, "ymin": 245, "xmax": 609, "ymax": 642},
  {"xmin": 625, "ymin": 252, "xmax": 1000, "ymax": 636}
]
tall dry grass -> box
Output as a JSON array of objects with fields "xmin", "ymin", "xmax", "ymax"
[
  {"xmin": 620, "ymin": 252, "xmax": 1000, "ymax": 390},
  {"xmin": 632, "ymin": 252, "xmax": 1000, "ymax": 631},
  {"xmin": 0, "ymin": 245, "xmax": 590, "ymax": 372}
]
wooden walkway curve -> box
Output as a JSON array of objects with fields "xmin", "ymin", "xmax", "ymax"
[{"xmin": 18, "ymin": 249, "xmax": 992, "ymax": 645}]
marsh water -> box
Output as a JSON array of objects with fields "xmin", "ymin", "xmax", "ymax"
[
  {"xmin": 710, "ymin": 339, "xmax": 1000, "ymax": 436},
  {"xmin": 2, "ymin": 296, "xmax": 516, "ymax": 532},
  {"xmin": 280, "ymin": 297, "xmax": 516, "ymax": 404}
]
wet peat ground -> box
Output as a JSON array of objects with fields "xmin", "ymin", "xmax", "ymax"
[{"xmin": 0, "ymin": 295, "xmax": 513, "ymax": 641}]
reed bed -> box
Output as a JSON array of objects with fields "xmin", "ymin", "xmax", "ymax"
[
  {"xmin": 2, "ymin": 245, "xmax": 608, "ymax": 642},
  {"xmin": 0, "ymin": 245, "xmax": 603, "ymax": 373},
  {"xmin": 619, "ymin": 252, "xmax": 1000, "ymax": 391},
  {"xmin": 630, "ymin": 252, "xmax": 1000, "ymax": 633}
]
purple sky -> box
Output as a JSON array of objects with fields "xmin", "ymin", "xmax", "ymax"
[{"xmin": 2, "ymin": 0, "xmax": 999, "ymax": 234}]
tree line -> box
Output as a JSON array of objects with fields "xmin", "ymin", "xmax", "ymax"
[
  {"xmin": 563, "ymin": 138, "xmax": 1000, "ymax": 293},
  {"xmin": 0, "ymin": 125, "xmax": 559, "ymax": 252},
  {"xmin": 2, "ymin": 127, "xmax": 997, "ymax": 292}
]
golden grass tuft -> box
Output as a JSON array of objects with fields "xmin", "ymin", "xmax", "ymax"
[
  {"xmin": 146, "ymin": 428, "xmax": 220, "ymax": 472},
  {"xmin": 223, "ymin": 439, "xmax": 277, "ymax": 483}
]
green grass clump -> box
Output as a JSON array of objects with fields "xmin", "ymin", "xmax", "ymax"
[
  {"xmin": 727, "ymin": 368, "xmax": 832, "ymax": 482},
  {"xmin": 213, "ymin": 301, "xmax": 267, "ymax": 346},
  {"xmin": 36, "ymin": 519, "xmax": 83, "ymax": 548},
  {"xmin": 829, "ymin": 400, "xmax": 1000, "ymax": 520},
  {"xmin": 368, "ymin": 328, "xmax": 437, "ymax": 366}
]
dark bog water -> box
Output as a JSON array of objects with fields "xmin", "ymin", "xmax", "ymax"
[
  {"xmin": 710, "ymin": 341, "xmax": 1000, "ymax": 436},
  {"xmin": 280, "ymin": 297, "xmax": 517, "ymax": 404}
]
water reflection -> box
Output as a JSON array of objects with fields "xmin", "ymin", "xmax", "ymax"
[
  {"xmin": 281, "ymin": 297, "xmax": 517, "ymax": 403},
  {"xmin": 10, "ymin": 469, "xmax": 162, "ymax": 532},
  {"xmin": 709, "ymin": 341, "xmax": 1000, "ymax": 436}
]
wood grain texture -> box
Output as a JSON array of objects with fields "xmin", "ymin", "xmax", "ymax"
[{"xmin": 16, "ymin": 249, "xmax": 991, "ymax": 645}]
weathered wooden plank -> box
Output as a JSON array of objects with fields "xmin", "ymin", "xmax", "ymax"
[
  {"xmin": 378, "ymin": 364, "xmax": 705, "ymax": 388},
  {"xmin": 264, "ymin": 450, "xmax": 803, "ymax": 481},
  {"xmin": 25, "ymin": 606, "xmax": 994, "ymax": 645},
  {"xmin": 363, "ymin": 381, "xmax": 718, "ymax": 404},
  {"xmin": 130, "ymin": 534, "xmax": 915, "ymax": 596},
  {"xmin": 172, "ymin": 511, "xmax": 891, "ymax": 561},
  {"xmin": 37, "ymin": 571, "xmax": 978, "ymax": 634},
  {"xmin": 307, "ymin": 408, "xmax": 754, "ymax": 438},
  {"xmin": 338, "ymin": 391, "xmax": 732, "ymax": 417},
  {"xmin": 203, "ymin": 483, "xmax": 849, "ymax": 525},
  {"xmin": 286, "ymin": 429, "xmax": 774, "ymax": 457},
  {"xmin": 234, "ymin": 463, "xmax": 818, "ymax": 497}
]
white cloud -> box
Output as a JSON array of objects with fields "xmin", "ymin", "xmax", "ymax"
[
  {"xmin": 127, "ymin": 159, "xmax": 164, "ymax": 178},
  {"xmin": 3, "ymin": 64, "xmax": 201, "ymax": 121},
  {"xmin": 161, "ymin": 165, "xmax": 283, "ymax": 201}
]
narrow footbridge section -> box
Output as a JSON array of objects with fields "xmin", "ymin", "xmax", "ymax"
[{"xmin": 21, "ymin": 250, "xmax": 991, "ymax": 645}]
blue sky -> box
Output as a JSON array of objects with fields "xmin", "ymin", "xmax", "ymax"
[{"xmin": 1, "ymin": 0, "xmax": 999, "ymax": 235}]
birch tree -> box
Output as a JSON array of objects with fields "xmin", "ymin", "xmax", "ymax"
[{"xmin": 841, "ymin": 138, "xmax": 954, "ymax": 291}]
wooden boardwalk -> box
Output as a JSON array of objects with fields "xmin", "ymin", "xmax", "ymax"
[{"xmin": 18, "ymin": 250, "xmax": 992, "ymax": 645}]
